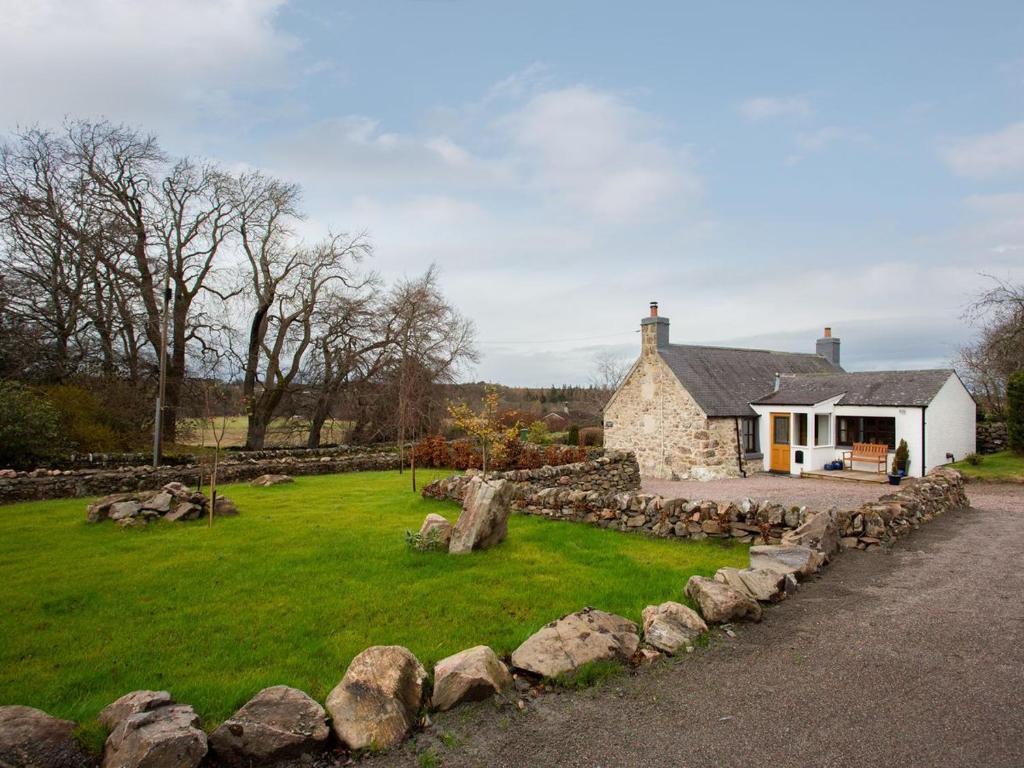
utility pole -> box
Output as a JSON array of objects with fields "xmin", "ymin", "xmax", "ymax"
[{"xmin": 152, "ymin": 269, "xmax": 172, "ymax": 468}]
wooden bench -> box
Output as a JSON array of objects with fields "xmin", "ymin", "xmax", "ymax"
[{"xmin": 842, "ymin": 442, "xmax": 888, "ymax": 474}]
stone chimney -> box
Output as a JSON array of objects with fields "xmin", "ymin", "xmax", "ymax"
[
  {"xmin": 641, "ymin": 301, "xmax": 670, "ymax": 355},
  {"xmin": 816, "ymin": 326, "xmax": 840, "ymax": 366}
]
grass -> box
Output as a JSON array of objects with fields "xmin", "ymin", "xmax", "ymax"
[
  {"xmin": 951, "ymin": 450, "xmax": 1024, "ymax": 482},
  {"xmin": 0, "ymin": 470, "xmax": 746, "ymax": 743}
]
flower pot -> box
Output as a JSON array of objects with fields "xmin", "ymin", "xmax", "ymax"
[{"xmin": 888, "ymin": 474, "xmax": 902, "ymax": 486}]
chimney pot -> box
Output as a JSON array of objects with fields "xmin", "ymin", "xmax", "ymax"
[
  {"xmin": 650, "ymin": 301, "xmax": 658, "ymax": 317},
  {"xmin": 824, "ymin": 326, "xmax": 832, "ymax": 338}
]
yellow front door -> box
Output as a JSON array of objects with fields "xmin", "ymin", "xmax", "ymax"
[{"xmin": 770, "ymin": 413, "xmax": 791, "ymax": 473}]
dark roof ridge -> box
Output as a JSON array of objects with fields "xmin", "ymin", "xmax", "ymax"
[{"xmin": 664, "ymin": 341, "xmax": 832, "ymax": 358}]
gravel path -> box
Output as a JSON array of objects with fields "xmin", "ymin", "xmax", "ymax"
[
  {"xmin": 643, "ymin": 473, "xmax": 900, "ymax": 510},
  {"xmin": 372, "ymin": 481, "xmax": 1024, "ymax": 768}
]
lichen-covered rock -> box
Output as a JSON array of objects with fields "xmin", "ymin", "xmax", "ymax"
[
  {"xmin": 248, "ymin": 474, "xmax": 293, "ymax": 487},
  {"xmin": 88, "ymin": 493, "xmax": 135, "ymax": 523},
  {"xmin": 749, "ymin": 544, "xmax": 824, "ymax": 578},
  {"xmin": 418, "ymin": 513, "xmax": 453, "ymax": 549},
  {"xmin": 684, "ymin": 576, "xmax": 763, "ymax": 623},
  {"xmin": 432, "ymin": 646, "xmax": 512, "ymax": 711},
  {"xmin": 325, "ymin": 646, "xmax": 427, "ymax": 751},
  {"xmin": 0, "ymin": 705, "xmax": 92, "ymax": 768},
  {"xmin": 641, "ymin": 601, "xmax": 707, "ymax": 654},
  {"xmin": 102, "ymin": 703, "xmax": 207, "ymax": 768},
  {"xmin": 109, "ymin": 501, "xmax": 142, "ymax": 521},
  {"xmin": 140, "ymin": 492, "xmax": 173, "ymax": 514},
  {"xmin": 449, "ymin": 477, "xmax": 512, "ymax": 554},
  {"xmin": 781, "ymin": 510, "xmax": 839, "ymax": 557},
  {"xmin": 714, "ymin": 567, "xmax": 788, "ymax": 603},
  {"xmin": 98, "ymin": 690, "xmax": 175, "ymax": 731},
  {"xmin": 209, "ymin": 686, "xmax": 328, "ymax": 766},
  {"xmin": 511, "ymin": 608, "xmax": 640, "ymax": 678}
]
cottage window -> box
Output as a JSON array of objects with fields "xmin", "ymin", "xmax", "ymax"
[
  {"xmin": 814, "ymin": 414, "xmax": 831, "ymax": 445},
  {"xmin": 794, "ymin": 414, "xmax": 808, "ymax": 446},
  {"xmin": 741, "ymin": 417, "xmax": 758, "ymax": 454},
  {"xmin": 835, "ymin": 416, "xmax": 895, "ymax": 449}
]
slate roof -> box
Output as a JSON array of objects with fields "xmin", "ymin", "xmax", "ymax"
[
  {"xmin": 753, "ymin": 369, "xmax": 955, "ymax": 407},
  {"xmin": 657, "ymin": 344, "xmax": 842, "ymax": 417}
]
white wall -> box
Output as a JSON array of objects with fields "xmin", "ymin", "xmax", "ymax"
[
  {"xmin": 751, "ymin": 401, "xmax": 927, "ymax": 476},
  {"xmin": 924, "ymin": 373, "xmax": 976, "ymax": 471}
]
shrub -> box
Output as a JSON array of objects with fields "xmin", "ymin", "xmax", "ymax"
[
  {"xmin": 566, "ymin": 424, "xmax": 580, "ymax": 446},
  {"xmin": 413, "ymin": 435, "xmax": 450, "ymax": 468},
  {"xmin": 964, "ymin": 453, "xmax": 983, "ymax": 466},
  {"xmin": 43, "ymin": 384, "xmax": 124, "ymax": 452},
  {"xmin": 527, "ymin": 420, "xmax": 550, "ymax": 444},
  {"xmin": 497, "ymin": 409, "xmax": 533, "ymax": 428},
  {"xmin": 893, "ymin": 439, "xmax": 910, "ymax": 473},
  {"xmin": 405, "ymin": 527, "xmax": 448, "ymax": 552},
  {"xmin": 0, "ymin": 380, "xmax": 65, "ymax": 467},
  {"xmin": 579, "ymin": 426, "xmax": 604, "ymax": 447},
  {"xmin": 1008, "ymin": 371, "xmax": 1024, "ymax": 454}
]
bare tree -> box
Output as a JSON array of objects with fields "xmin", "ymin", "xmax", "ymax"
[
  {"xmin": 959, "ymin": 275, "xmax": 1024, "ymax": 417},
  {"xmin": 387, "ymin": 265, "xmax": 478, "ymax": 470}
]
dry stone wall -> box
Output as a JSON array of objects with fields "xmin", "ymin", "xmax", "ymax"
[
  {"xmin": 421, "ymin": 451, "xmax": 641, "ymax": 503},
  {"xmin": 509, "ymin": 467, "xmax": 968, "ymax": 549},
  {"xmin": 0, "ymin": 452, "xmax": 400, "ymax": 505},
  {"xmin": 976, "ymin": 422, "xmax": 1007, "ymax": 454}
]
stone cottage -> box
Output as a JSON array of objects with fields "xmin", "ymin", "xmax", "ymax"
[{"xmin": 603, "ymin": 303, "xmax": 975, "ymax": 480}]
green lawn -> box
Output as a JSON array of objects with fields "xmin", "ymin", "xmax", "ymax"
[
  {"xmin": 951, "ymin": 450, "xmax": 1024, "ymax": 482},
  {"xmin": 0, "ymin": 470, "xmax": 746, "ymax": 741}
]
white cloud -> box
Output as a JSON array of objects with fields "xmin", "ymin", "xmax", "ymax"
[
  {"xmin": 501, "ymin": 86, "xmax": 701, "ymax": 219},
  {"xmin": 738, "ymin": 96, "xmax": 812, "ymax": 121},
  {"xmin": 942, "ymin": 122, "xmax": 1024, "ymax": 179},
  {"xmin": 0, "ymin": 0, "xmax": 295, "ymax": 132}
]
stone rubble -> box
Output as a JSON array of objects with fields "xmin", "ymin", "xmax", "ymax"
[{"xmin": 86, "ymin": 483, "xmax": 237, "ymax": 526}]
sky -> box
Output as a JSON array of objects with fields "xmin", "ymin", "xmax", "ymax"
[{"xmin": 2, "ymin": 0, "xmax": 1023, "ymax": 385}]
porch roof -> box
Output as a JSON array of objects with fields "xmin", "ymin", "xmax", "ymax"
[{"xmin": 753, "ymin": 369, "xmax": 954, "ymax": 408}]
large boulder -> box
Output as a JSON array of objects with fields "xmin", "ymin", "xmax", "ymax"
[
  {"xmin": 432, "ymin": 646, "xmax": 512, "ymax": 711},
  {"xmin": 140, "ymin": 492, "xmax": 173, "ymax": 515},
  {"xmin": 99, "ymin": 690, "xmax": 175, "ymax": 731},
  {"xmin": 781, "ymin": 511, "xmax": 839, "ymax": 557},
  {"xmin": 249, "ymin": 474, "xmax": 293, "ymax": 487},
  {"xmin": 749, "ymin": 544, "xmax": 824, "ymax": 578},
  {"xmin": 0, "ymin": 705, "xmax": 92, "ymax": 768},
  {"xmin": 102, "ymin": 704, "xmax": 207, "ymax": 768},
  {"xmin": 641, "ymin": 602, "xmax": 707, "ymax": 654},
  {"xmin": 109, "ymin": 501, "xmax": 142, "ymax": 522},
  {"xmin": 714, "ymin": 567, "xmax": 788, "ymax": 603},
  {"xmin": 325, "ymin": 646, "xmax": 427, "ymax": 751},
  {"xmin": 209, "ymin": 686, "xmax": 328, "ymax": 766},
  {"xmin": 416, "ymin": 513, "xmax": 453, "ymax": 550},
  {"xmin": 448, "ymin": 477, "xmax": 512, "ymax": 554},
  {"xmin": 510, "ymin": 608, "xmax": 640, "ymax": 679},
  {"xmin": 684, "ymin": 576, "xmax": 763, "ymax": 623}
]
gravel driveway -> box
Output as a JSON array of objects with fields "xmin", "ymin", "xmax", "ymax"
[
  {"xmin": 371, "ymin": 481, "xmax": 1024, "ymax": 768},
  {"xmin": 642, "ymin": 472, "xmax": 892, "ymax": 510}
]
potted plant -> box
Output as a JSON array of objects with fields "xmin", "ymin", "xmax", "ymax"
[{"xmin": 893, "ymin": 439, "xmax": 910, "ymax": 475}]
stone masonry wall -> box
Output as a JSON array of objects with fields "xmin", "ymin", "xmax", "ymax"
[
  {"xmin": 604, "ymin": 348, "xmax": 744, "ymax": 481},
  {"xmin": 510, "ymin": 467, "xmax": 967, "ymax": 550},
  {"xmin": 976, "ymin": 422, "xmax": 1007, "ymax": 454},
  {"xmin": 0, "ymin": 452, "xmax": 400, "ymax": 505},
  {"xmin": 421, "ymin": 451, "xmax": 641, "ymax": 503}
]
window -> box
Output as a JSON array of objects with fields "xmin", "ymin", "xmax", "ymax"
[
  {"xmin": 741, "ymin": 417, "xmax": 758, "ymax": 454},
  {"xmin": 794, "ymin": 413, "xmax": 808, "ymax": 446},
  {"xmin": 814, "ymin": 414, "xmax": 831, "ymax": 446},
  {"xmin": 773, "ymin": 415, "xmax": 790, "ymax": 445},
  {"xmin": 835, "ymin": 416, "xmax": 896, "ymax": 449}
]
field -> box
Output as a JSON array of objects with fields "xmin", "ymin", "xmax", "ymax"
[
  {"xmin": 0, "ymin": 470, "xmax": 747, "ymax": 743},
  {"xmin": 176, "ymin": 415, "xmax": 352, "ymax": 449},
  {"xmin": 951, "ymin": 450, "xmax": 1024, "ymax": 482}
]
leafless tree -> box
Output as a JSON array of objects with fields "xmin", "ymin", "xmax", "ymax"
[{"xmin": 959, "ymin": 275, "xmax": 1024, "ymax": 417}]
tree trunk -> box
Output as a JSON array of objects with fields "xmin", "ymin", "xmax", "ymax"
[{"xmin": 245, "ymin": 412, "xmax": 268, "ymax": 450}]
